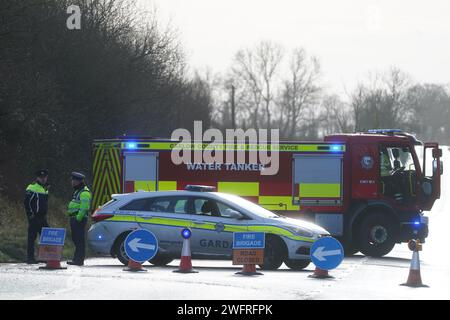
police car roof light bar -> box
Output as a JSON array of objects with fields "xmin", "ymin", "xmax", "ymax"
[{"xmin": 185, "ymin": 185, "xmax": 216, "ymax": 192}]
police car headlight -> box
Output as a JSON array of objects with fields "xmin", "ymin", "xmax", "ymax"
[{"xmin": 286, "ymin": 226, "xmax": 314, "ymax": 238}]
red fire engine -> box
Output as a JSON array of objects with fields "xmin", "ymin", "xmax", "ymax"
[{"xmin": 92, "ymin": 129, "xmax": 442, "ymax": 257}]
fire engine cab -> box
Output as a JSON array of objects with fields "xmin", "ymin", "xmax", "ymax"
[{"xmin": 92, "ymin": 129, "xmax": 442, "ymax": 257}]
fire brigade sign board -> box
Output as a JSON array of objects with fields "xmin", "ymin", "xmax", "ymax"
[
  {"xmin": 38, "ymin": 228, "xmax": 66, "ymax": 261},
  {"xmin": 232, "ymin": 232, "xmax": 265, "ymax": 265},
  {"xmin": 310, "ymin": 236, "xmax": 344, "ymax": 270}
]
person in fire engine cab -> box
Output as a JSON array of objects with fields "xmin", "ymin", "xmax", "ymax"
[
  {"xmin": 380, "ymin": 147, "xmax": 405, "ymax": 202},
  {"xmin": 23, "ymin": 169, "xmax": 50, "ymax": 264},
  {"xmin": 380, "ymin": 148, "xmax": 393, "ymax": 177},
  {"xmin": 67, "ymin": 172, "xmax": 91, "ymax": 266}
]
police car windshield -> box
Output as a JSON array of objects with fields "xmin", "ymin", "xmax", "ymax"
[{"xmin": 215, "ymin": 193, "xmax": 280, "ymax": 219}]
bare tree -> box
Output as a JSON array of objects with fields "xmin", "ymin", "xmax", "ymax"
[
  {"xmin": 350, "ymin": 84, "xmax": 366, "ymax": 132},
  {"xmin": 278, "ymin": 48, "xmax": 321, "ymax": 139},
  {"xmin": 349, "ymin": 67, "xmax": 411, "ymax": 131},
  {"xmin": 321, "ymin": 94, "xmax": 353, "ymax": 134},
  {"xmin": 231, "ymin": 41, "xmax": 283, "ymax": 129},
  {"xmin": 381, "ymin": 67, "xmax": 411, "ymax": 127},
  {"xmin": 405, "ymin": 83, "xmax": 450, "ymax": 142}
]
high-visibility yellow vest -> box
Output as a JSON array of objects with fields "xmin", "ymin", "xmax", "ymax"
[{"xmin": 67, "ymin": 186, "xmax": 91, "ymax": 219}]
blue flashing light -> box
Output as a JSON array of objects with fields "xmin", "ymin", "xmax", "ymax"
[
  {"xmin": 181, "ymin": 228, "xmax": 192, "ymax": 239},
  {"xmin": 97, "ymin": 234, "xmax": 103, "ymax": 240},
  {"xmin": 185, "ymin": 185, "xmax": 216, "ymax": 192},
  {"xmin": 126, "ymin": 142, "xmax": 137, "ymax": 149},
  {"xmin": 367, "ymin": 129, "xmax": 402, "ymax": 134},
  {"xmin": 414, "ymin": 221, "xmax": 421, "ymax": 226},
  {"xmin": 331, "ymin": 145, "xmax": 342, "ymax": 152}
]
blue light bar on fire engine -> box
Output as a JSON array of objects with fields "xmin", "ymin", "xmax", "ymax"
[
  {"xmin": 367, "ymin": 129, "xmax": 402, "ymax": 134},
  {"xmin": 125, "ymin": 142, "xmax": 137, "ymax": 149},
  {"xmin": 331, "ymin": 145, "xmax": 342, "ymax": 152}
]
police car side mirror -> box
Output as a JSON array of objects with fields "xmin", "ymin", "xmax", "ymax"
[{"xmin": 226, "ymin": 209, "xmax": 244, "ymax": 220}]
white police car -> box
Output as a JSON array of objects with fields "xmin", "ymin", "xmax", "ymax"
[{"xmin": 88, "ymin": 186, "xmax": 329, "ymax": 270}]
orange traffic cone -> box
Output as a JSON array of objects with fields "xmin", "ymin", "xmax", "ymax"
[
  {"xmin": 123, "ymin": 259, "xmax": 147, "ymax": 272},
  {"xmin": 401, "ymin": 251, "xmax": 428, "ymax": 287},
  {"xmin": 236, "ymin": 264, "xmax": 263, "ymax": 276},
  {"xmin": 308, "ymin": 266, "xmax": 333, "ymax": 279},
  {"xmin": 39, "ymin": 260, "xmax": 67, "ymax": 270},
  {"xmin": 173, "ymin": 238, "xmax": 198, "ymax": 273}
]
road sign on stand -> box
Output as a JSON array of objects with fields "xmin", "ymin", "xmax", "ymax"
[
  {"xmin": 124, "ymin": 229, "xmax": 159, "ymax": 263},
  {"xmin": 232, "ymin": 232, "xmax": 265, "ymax": 275},
  {"xmin": 310, "ymin": 237, "xmax": 344, "ymax": 271},
  {"xmin": 38, "ymin": 228, "xmax": 66, "ymax": 261},
  {"xmin": 39, "ymin": 227, "xmax": 66, "ymax": 246},
  {"xmin": 233, "ymin": 232, "xmax": 265, "ymax": 249},
  {"xmin": 38, "ymin": 228, "xmax": 67, "ymax": 269}
]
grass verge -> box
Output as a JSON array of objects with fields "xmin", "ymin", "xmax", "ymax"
[{"xmin": 0, "ymin": 195, "xmax": 94, "ymax": 263}]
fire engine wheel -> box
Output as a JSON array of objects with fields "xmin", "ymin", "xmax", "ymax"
[
  {"xmin": 259, "ymin": 236, "xmax": 285, "ymax": 270},
  {"xmin": 356, "ymin": 212, "xmax": 397, "ymax": 257},
  {"xmin": 149, "ymin": 255, "xmax": 174, "ymax": 266},
  {"xmin": 343, "ymin": 243, "xmax": 359, "ymax": 256},
  {"xmin": 284, "ymin": 259, "xmax": 310, "ymax": 270}
]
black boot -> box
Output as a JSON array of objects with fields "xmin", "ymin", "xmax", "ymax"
[
  {"xmin": 67, "ymin": 260, "xmax": 84, "ymax": 266},
  {"xmin": 26, "ymin": 258, "xmax": 38, "ymax": 264}
]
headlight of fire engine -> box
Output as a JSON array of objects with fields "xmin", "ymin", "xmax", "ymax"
[{"xmin": 286, "ymin": 226, "xmax": 315, "ymax": 238}]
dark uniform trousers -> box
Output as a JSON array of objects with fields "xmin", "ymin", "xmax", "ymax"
[
  {"xmin": 70, "ymin": 216, "xmax": 87, "ymax": 263},
  {"xmin": 27, "ymin": 216, "xmax": 49, "ymax": 260}
]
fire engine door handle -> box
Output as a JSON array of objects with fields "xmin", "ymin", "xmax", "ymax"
[{"xmin": 193, "ymin": 220, "xmax": 205, "ymax": 225}]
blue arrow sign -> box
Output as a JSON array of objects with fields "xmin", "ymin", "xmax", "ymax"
[
  {"xmin": 125, "ymin": 229, "xmax": 159, "ymax": 263},
  {"xmin": 310, "ymin": 237, "xmax": 344, "ymax": 270},
  {"xmin": 39, "ymin": 228, "xmax": 66, "ymax": 246},
  {"xmin": 233, "ymin": 232, "xmax": 265, "ymax": 249}
]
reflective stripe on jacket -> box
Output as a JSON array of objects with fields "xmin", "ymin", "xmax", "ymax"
[
  {"xmin": 24, "ymin": 182, "xmax": 49, "ymax": 218},
  {"xmin": 68, "ymin": 186, "xmax": 91, "ymax": 220}
]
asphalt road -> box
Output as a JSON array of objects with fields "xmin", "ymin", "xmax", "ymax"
[{"xmin": 1, "ymin": 150, "xmax": 449, "ymax": 300}]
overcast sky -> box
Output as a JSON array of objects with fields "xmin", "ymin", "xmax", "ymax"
[{"xmin": 143, "ymin": 0, "xmax": 450, "ymax": 94}]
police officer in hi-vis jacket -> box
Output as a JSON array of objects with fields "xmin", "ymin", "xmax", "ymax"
[
  {"xmin": 24, "ymin": 169, "xmax": 50, "ymax": 264},
  {"xmin": 67, "ymin": 172, "xmax": 91, "ymax": 266}
]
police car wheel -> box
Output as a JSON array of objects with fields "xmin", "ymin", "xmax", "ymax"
[
  {"xmin": 149, "ymin": 255, "xmax": 174, "ymax": 266},
  {"xmin": 259, "ymin": 237, "xmax": 284, "ymax": 270},
  {"xmin": 356, "ymin": 212, "xmax": 396, "ymax": 257},
  {"xmin": 114, "ymin": 233, "xmax": 131, "ymax": 265},
  {"xmin": 284, "ymin": 259, "xmax": 310, "ymax": 270}
]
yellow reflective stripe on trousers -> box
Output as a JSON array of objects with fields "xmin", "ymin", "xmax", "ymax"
[
  {"xmin": 218, "ymin": 182, "xmax": 259, "ymax": 197},
  {"xmin": 108, "ymin": 215, "xmax": 314, "ymax": 242},
  {"xmin": 299, "ymin": 183, "xmax": 341, "ymax": 198}
]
